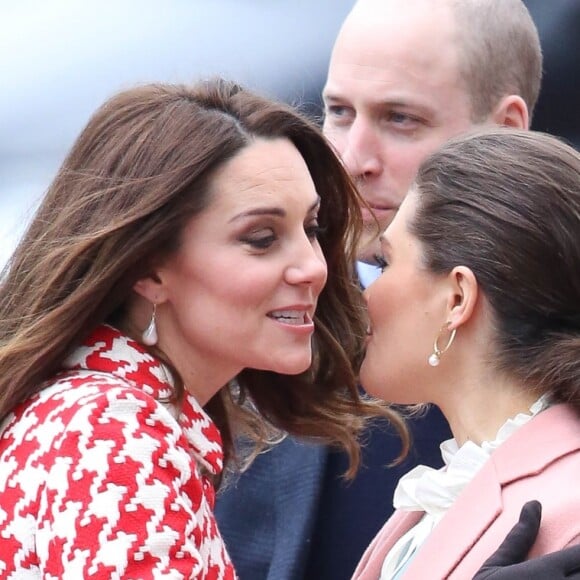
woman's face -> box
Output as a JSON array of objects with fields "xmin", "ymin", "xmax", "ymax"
[
  {"xmin": 154, "ymin": 138, "xmax": 327, "ymax": 397},
  {"xmin": 360, "ymin": 192, "xmax": 447, "ymax": 403}
]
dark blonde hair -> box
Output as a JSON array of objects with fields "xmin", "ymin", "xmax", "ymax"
[
  {"xmin": 451, "ymin": 0, "xmax": 542, "ymax": 121},
  {"xmin": 0, "ymin": 79, "xmax": 408, "ymax": 477},
  {"xmin": 412, "ymin": 128, "xmax": 580, "ymax": 410}
]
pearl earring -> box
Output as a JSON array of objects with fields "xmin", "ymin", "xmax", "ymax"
[
  {"xmin": 142, "ymin": 304, "xmax": 158, "ymax": 346},
  {"xmin": 428, "ymin": 323, "xmax": 456, "ymax": 367}
]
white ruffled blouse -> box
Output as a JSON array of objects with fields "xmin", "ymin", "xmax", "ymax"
[{"xmin": 379, "ymin": 396, "xmax": 550, "ymax": 580}]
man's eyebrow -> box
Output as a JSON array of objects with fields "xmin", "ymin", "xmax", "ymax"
[
  {"xmin": 376, "ymin": 98, "xmax": 410, "ymax": 108},
  {"xmin": 321, "ymin": 90, "xmax": 349, "ymax": 105},
  {"xmin": 324, "ymin": 92, "xmax": 433, "ymax": 117},
  {"xmin": 372, "ymin": 98, "xmax": 435, "ymax": 117}
]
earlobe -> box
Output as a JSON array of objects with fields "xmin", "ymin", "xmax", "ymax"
[
  {"xmin": 446, "ymin": 266, "xmax": 478, "ymax": 330},
  {"xmin": 491, "ymin": 95, "xmax": 529, "ymax": 130}
]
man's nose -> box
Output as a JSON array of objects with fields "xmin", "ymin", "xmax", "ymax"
[{"xmin": 340, "ymin": 119, "xmax": 383, "ymax": 179}]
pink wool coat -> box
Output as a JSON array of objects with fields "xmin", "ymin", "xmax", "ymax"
[{"xmin": 353, "ymin": 404, "xmax": 580, "ymax": 579}]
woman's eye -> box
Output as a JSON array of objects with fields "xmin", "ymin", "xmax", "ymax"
[
  {"xmin": 305, "ymin": 223, "xmax": 324, "ymax": 240},
  {"xmin": 373, "ymin": 253, "xmax": 389, "ymax": 271},
  {"xmin": 241, "ymin": 233, "xmax": 277, "ymax": 250}
]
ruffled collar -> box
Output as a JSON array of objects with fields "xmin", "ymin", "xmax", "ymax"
[
  {"xmin": 62, "ymin": 324, "xmax": 224, "ymax": 475},
  {"xmin": 394, "ymin": 396, "xmax": 550, "ymax": 518}
]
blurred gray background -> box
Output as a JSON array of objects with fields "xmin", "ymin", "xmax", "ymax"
[
  {"xmin": 0, "ymin": 0, "xmax": 355, "ymax": 266},
  {"xmin": 2, "ymin": 1, "xmax": 578, "ymax": 268}
]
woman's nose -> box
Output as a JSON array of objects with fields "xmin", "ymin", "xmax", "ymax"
[{"xmin": 284, "ymin": 238, "xmax": 327, "ymax": 289}]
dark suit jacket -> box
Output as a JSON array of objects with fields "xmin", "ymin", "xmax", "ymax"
[
  {"xmin": 215, "ymin": 408, "xmax": 450, "ymax": 580},
  {"xmin": 214, "ymin": 437, "xmax": 326, "ymax": 579}
]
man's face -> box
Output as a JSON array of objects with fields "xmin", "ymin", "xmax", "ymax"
[{"xmin": 322, "ymin": 0, "xmax": 483, "ymax": 262}]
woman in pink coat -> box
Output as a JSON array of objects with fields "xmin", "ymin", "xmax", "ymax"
[{"xmin": 355, "ymin": 128, "xmax": 580, "ymax": 579}]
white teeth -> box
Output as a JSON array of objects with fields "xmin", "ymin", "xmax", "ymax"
[{"xmin": 269, "ymin": 310, "xmax": 309, "ymax": 325}]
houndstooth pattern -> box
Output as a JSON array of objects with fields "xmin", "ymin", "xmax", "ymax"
[{"xmin": 0, "ymin": 325, "xmax": 235, "ymax": 579}]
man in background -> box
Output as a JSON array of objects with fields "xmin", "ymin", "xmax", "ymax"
[{"xmin": 215, "ymin": 1, "xmax": 578, "ymax": 578}]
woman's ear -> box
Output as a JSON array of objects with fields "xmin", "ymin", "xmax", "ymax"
[
  {"xmin": 445, "ymin": 266, "xmax": 478, "ymax": 330},
  {"xmin": 133, "ymin": 271, "xmax": 167, "ymax": 304}
]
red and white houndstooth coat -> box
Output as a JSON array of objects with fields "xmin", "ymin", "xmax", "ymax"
[{"xmin": 0, "ymin": 325, "xmax": 235, "ymax": 579}]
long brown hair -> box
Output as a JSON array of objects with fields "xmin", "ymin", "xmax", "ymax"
[
  {"xmin": 412, "ymin": 128, "xmax": 580, "ymax": 411},
  {"xmin": 0, "ymin": 79, "xmax": 408, "ymax": 476}
]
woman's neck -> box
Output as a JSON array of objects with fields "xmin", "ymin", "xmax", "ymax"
[
  {"xmin": 117, "ymin": 313, "xmax": 238, "ymax": 406},
  {"xmin": 438, "ymin": 375, "xmax": 541, "ymax": 447}
]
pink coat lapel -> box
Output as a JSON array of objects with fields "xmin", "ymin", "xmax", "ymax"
[
  {"xmin": 353, "ymin": 404, "xmax": 580, "ymax": 580},
  {"xmin": 404, "ymin": 405, "xmax": 580, "ymax": 578},
  {"xmin": 353, "ymin": 510, "xmax": 423, "ymax": 579},
  {"xmin": 402, "ymin": 461, "xmax": 502, "ymax": 578}
]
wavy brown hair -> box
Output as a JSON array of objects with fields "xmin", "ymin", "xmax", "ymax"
[
  {"xmin": 412, "ymin": 128, "xmax": 580, "ymax": 412},
  {"xmin": 0, "ymin": 79, "xmax": 408, "ymax": 477}
]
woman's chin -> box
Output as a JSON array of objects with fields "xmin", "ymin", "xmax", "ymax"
[
  {"xmin": 359, "ymin": 364, "xmax": 387, "ymax": 401},
  {"xmin": 265, "ymin": 354, "xmax": 312, "ymax": 376}
]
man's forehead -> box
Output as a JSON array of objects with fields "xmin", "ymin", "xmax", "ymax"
[
  {"xmin": 326, "ymin": 1, "xmax": 466, "ymax": 97},
  {"xmin": 345, "ymin": 0, "xmax": 454, "ymax": 31},
  {"xmin": 323, "ymin": 55, "xmax": 466, "ymax": 115},
  {"xmin": 331, "ymin": 1, "xmax": 460, "ymax": 75}
]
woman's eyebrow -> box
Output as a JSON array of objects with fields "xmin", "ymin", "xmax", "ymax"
[
  {"xmin": 229, "ymin": 196, "xmax": 321, "ymax": 223},
  {"xmin": 229, "ymin": 207, "xmax": 286, "ymax": 223}
]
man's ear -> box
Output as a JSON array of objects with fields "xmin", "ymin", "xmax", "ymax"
[
  {"xmin": 490, "ymin": 94, "xmax": 529, "ymax": 129},
  {"xmin": 445, "ymin": 266, "xmax": 478, "ymax": 331}
]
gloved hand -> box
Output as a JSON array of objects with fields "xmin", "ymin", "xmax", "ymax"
[{"xmin": 474, "ymin": 500, "xmax": 580, "ymax": 579}]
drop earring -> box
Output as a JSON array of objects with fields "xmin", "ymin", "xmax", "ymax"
[
  {"xmin": 142, "ymin": 304, "xmax": 158, "ymax": 346},
  {"xmin": 428, "ymin": 322, "xmax": 456, "ymax": 367}
]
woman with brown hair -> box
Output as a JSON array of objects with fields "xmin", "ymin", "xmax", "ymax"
[
  {"xmin": 0, "ymin": 79, "xmax": 407, "ymax": 578},
  {"xmin": 355, "ymin": 128, "xmax": 580, "ymax": 579}
]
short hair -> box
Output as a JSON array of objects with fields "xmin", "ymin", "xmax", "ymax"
[
  {"xmin": 412, "ymin": 128, "xmax": 580, "ymax": 410},
  {"xmin": 0, "ymin": 79, "xmax": 408, "ymax": 475},
  {"xmin": 451, "ymin": 0, "xmax": 543, "ymax": 121}
]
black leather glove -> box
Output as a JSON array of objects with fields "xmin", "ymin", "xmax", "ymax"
[{"xmin": 474, "ymin": 500, "xmax": 580, "ymax": 579}]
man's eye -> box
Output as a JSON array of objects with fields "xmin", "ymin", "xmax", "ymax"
[
  {"xmin": 387, "ymin": 112, "xmax": 419, "ymax": 127},
  {"xmin": 327, "ymin": 105, "xmax": 346, "ymax": 116},
  {"xmin": 325, "ymin": 105, "xmax": 353, "ymax": 121}
]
